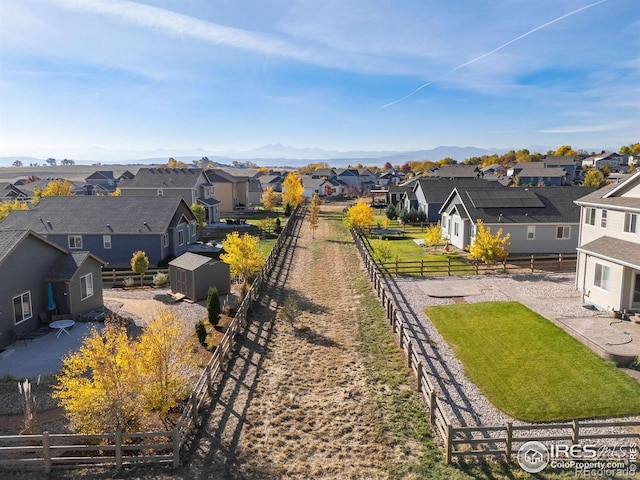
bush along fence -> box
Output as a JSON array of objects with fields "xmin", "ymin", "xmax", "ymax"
[
  {"xmin": 0, "ymin": 206, "xmax": 306, "ymax": 474},
  {"xmin": 352, "ymin": 227, "xmax": 640, "ymax": 465},
  {"xmin": 101, "ymin": 268, "xmax": 169, "ymax": 288}
]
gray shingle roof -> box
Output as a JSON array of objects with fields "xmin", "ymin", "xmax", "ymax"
[
  {"xmin": 0, "ymin": 196, "xmax": 193, "ymax": 235},
  {"xmin": 44, "ymin": 251, "xmax": 103, "ymax": 282},
  {"xmin": 169, "ymin": 252, "xmax": 215, "ymax": 271},
  {"xmin": 455, "ymin": 186, "xmax": 595, "ymax": 224},
  {"xmin": 416, "ymin": 178, "xmax": 500, "ymax": 203},
  {"xmin": 0, "ymin": 229, "xmax": 66, "ymax": 266},
  {"xmin": 429, "ymin": 165, "xmax": 480, "ymax": 178},
  {"xmin": 578, "ymin": 236, "xmax": 640, "ymax": 269},
  {"xmin": 119, "ymin": 168, "xmax": 206, "ymax": 189},
  {"xmin": 574, "ymin": 173, "xmax": 640, "ymax": 211}
]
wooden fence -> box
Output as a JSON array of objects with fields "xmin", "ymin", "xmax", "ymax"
[
  {"xmin": 0, "ymin": 206, "xmax": 305, "ymax": 474},
  {"xmin": 101, "ymin": 268, "xmax": 169, "ymax": 288},
  {"xmin": 359, "ymin": 230, "xmax": 577, "ymax": 276},
  {"xmin": 351, "ymin": 228, "xmax": 640, "ymax": 465}
]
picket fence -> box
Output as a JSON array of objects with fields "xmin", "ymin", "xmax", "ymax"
[
  {"xmin": 351, "ymin": 228, "xmax": 640, "ymax": 464},
  {"xmin": 0, "ymin": 206, "xmax": 305, "ymax": 474}
]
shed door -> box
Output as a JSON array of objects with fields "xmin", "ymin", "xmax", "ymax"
[{"xmin": 175, "ymin": 268, "xmax": 188, "ymax": 295}]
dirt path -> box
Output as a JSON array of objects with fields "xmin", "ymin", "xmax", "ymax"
[{"xmin": 175, "ymin": 204, "xmax": 398, "ymax": 479}]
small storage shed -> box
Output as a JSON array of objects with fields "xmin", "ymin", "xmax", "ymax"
[{"xmin": 168, "ymin": 252, "xmax": 230, "ymax": 301}]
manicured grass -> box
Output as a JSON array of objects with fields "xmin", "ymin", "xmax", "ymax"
[
  {"xmin": 426, "ymin": 301, "xmax": 640, "ymax": 422},
  {"xmin": 258, "ymin": 238, "xmax": 277, "ymax": 260}
]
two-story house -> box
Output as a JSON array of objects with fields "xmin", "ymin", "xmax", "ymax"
[
  {"xmin": 575, "ymin": 171, "xmax": 640, "ymax": 312},
  {"xmin": 0, "ymin": 196, "xmax": 198, "ymax": 267},
  {"xmin": 0, "ymin": 229, "xmax": 104, "ymax": 349},
  {"xmin": 203, "ymin": 169, "xmax": 250, "ymax": 213},
  {"xmin": 119, "ymin": 167, "xmax": 220, "ymax": 223}
]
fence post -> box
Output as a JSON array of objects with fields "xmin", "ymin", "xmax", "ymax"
[
  {"xmin": 448, "ymin": 257, "xmax": 451, "ymax": 276},
  {"xmin": 572, "ymin": 420, "xmax": 579, "ymax": 445},
  {"xmin": 421, "ymin": 259, "xmax": 424, "ymax": 277},
  {"xmin": 407, "ymin": 339, "xmax": 413, "ymax": 368},
  {"xmin": 429, "ymin": 390, "xmax": 436, "ymax": 425},
  {"xmin": 505, "ymin": 422, "xmax": 512, "ymax": 461},
  {"xmin": 395, "ymin": 259, "xmax": 398, "ymax": 276},
  {"xmin": 445, "ymin": 423, "xmax": 453, "ymax": 464},
  {"xmin": 475, "ymin": 261, "xmax": 479, "ymax": 275},
  {"xmin": 115, "ymin": 429, "xmax": 122, "ymax": 470},
  {"xmin": 173, "ymin": 428, "xmax": 180, "ymax": 468},
  {"xmin": 559, "ymin": 253, "xmax": 563, "ymax": 272},
  {"xmin": 530, "ymin": 255, "xmax": 535, "ymax": 273},
  {"xmin": 206, "ymin": 365, "xmax": 212, "ymax": 395},
  {"xmin": 191, "ymin": 392, "xmax": 198, "ymax": 427},
  {"xmin": 502, "ymin": 259, "xmax": 507, "ymax": 273},
  {"xmin": 43, "ymin": 431, "xmax": 52, "ymax": 474}
]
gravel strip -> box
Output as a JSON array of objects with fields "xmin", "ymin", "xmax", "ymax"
[{"xmin": 381, "ymin": 272, "xmax": 640, "ymax": 446}]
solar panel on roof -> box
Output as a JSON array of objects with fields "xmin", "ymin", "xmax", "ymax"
[{"xmin": 466, "ymin": 189, "xmax": 544, "ymax": 208}]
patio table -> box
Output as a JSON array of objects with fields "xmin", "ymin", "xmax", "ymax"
[{"xmin": 49, "ymin": 319, "xmax": 75, "ymax": 337}]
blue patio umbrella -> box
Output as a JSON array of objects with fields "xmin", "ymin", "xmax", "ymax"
[{"xmin": 46, "ymin": 282, "xmax": 57, "ymax": 311}]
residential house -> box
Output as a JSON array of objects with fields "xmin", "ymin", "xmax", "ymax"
[
  {"xmin": 427, "ymin": 164, "xmax": 482, "ymax": 179},
  {"xmin": 543, "ymin": 156, "xmax": 581, "ymax": 183},
  {"xmin": 0, "ymin": 183, "xmax": 29, "ymax": 201},
  {"xmin": 413, "ymin": 178, "xmax": 498, "ymax": 223},
  {"xmin": 119, "ymin": 167, "xmax": 220, "ymax": 223},
  {"xmin": 440, "ymin": 186, "xmax": 594, "ymax": 254},
  {"xmin": 508, "ymin": 164, "xmax": 569, "ymax": 186},
  {"xmin": 257, "ymin": 174, "xmax": 284, "ymax": 193},
  {"xmin": 248, "ymin": 178, "xmax": 263, "ymax": 206},
  {"xmin": 581, "ymin": 152, "xmax": 628, "ymax": 173},
  {"xmin": 300, "ymin": 176, "xmax": 342, "ymax": 197},
  {"xmin": 575, "ymin": 171, "xmax": 640, "ymax": 312},
  {"xmin": 0, "ymin": 196, "xmax": 198, "ymax": 268},
  {"xmin": 203, "ymin": 169, "xmax": 250, "ymax": 212},
  {"xmin": 0, "ymin": 229, "xmax": 104, "ymax": 349}
]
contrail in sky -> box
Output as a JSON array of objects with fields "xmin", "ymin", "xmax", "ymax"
[{"xmin": 381, "ymin": 0, "xmax": 608, "ymax": 109}]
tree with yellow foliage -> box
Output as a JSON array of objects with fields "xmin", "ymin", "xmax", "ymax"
[
  {"xmin": 308, "ymin": 193, "xmax": 320, "ymax": 239},
  {"xmin": 167, "ymin": 158, "xmax": 188, "ymax": 168},
  {"xmin": 467, "ymin": 219, "xmax": 511, "ymax": 264},
  {"xmin": 131, "ymin": 250, "xmax": 149, "ymax": 287},
  {"xmin": 138, "ymin": 307, "xmax": 194, "ymax": 415},
  {"xmin": 110, "ymin": 188, "xmax": 121, "ymax": 196},
  {"xmin": 553, "ymin": 145, "xmax": 578, "ymax": 157},
  {"xmin": 53, "ymin": 325, "xmax": 143, "ymax": 433},
  {"xmin": 261, "ymin": 186, "xmax": 279, "ymax": 211},
  {"xmin": 0, "ymin": 199, "xmax": 28, "ymax": 221},
  {"xmin": 282, "ymin": 172, "xmax": 304, "ymax": 208},
  {"xmin": 424, "ymin": 221, "xmax": 447, "ymax": 251},
  {"xmin": 344, "ymin": 199, "xmax": 374, "ymax": 228},
  {"xmin": 220, "ymin": 231, "xmax": 264, "ymax": 283},
  {"xmin": 32, "ymin": 179, "xmax": 74, "ymax": 204}
]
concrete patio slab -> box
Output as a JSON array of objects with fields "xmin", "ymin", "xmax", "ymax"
[{"xmin": 0, "ymin": 322, "xmax": 103, "ymax": 379}]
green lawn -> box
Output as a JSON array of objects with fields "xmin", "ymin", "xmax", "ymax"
[
  {"xmin": 259, "ymin": 238, "xmax": 277, "ymax": 260},
  {"xmin": 425, "ymin": 301, "xmax": 640, "ymax": 422}
]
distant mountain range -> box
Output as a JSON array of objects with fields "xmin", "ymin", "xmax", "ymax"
[{"xmin": 0, "ymin": 144, "xmax": 531, "ymax": 168}]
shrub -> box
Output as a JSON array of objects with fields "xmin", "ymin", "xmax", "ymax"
[
  {"xmin": 194, "ymin": 320, "xmax": 207, "ymax": 347},
  {"xmin": 152, "ymin": 272, "xmax": 169, "ymax": 287},
  {"xmin": 284, "ymin": 203, "xmax": 292, "ymax": 217},
  {"xmin": 206, "ymin": 287, "xmax": 221, "ymax": 327},
  {"xmin": 123, "ymin": 276, "xmax": 135, "ymax": 288},
  {"xmin": 385, "ymin": 203, "xmax": 397, "ymax": 220}
]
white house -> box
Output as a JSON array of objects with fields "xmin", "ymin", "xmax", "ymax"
[{"xmin": 575, "ymin": 171, "xmax": 640, "ymax": 312}]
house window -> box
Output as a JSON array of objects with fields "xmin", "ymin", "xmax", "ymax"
[
  {"xmin": 163, "ymin": 232, "xmax": 169, "ymax": 248},
  {"xmin": 190, "ymin": 221, "xmax": 197, "ymax": 237},
  {"xmin": 103, "ymin": 235, "xmax": 112, "ymax": 249},
  {"xmin": 157, "ymin": 189, "xmax": 164, "ymax": 196},
  {"xmin": 527, "ymin": 226, "xmax": 535, "ymax": 240},
  {"xmin": 624, "ymin": 213, "xmax": 637, "ymax": 234},
  {"xmin": 453, "ymin": 222, "xmax": 459, "ymax": 236},
  {"xmin": 68, "ymin": 235, "xmax": 82, "ymax": 249},
  {"xmin": 600, "ymin": 209, "xmax": 608, "ymax": 228},
  {"xmin": 80, "ymin": 273, "xmax": 94, "ymax": 300},
  {"xmin": 594, "ymin": 263, "xmax": 610, "ymax": 291},
  {"xmin": 585, "ymin": 207, "xmax": 596, "ymax": 226},
  {"xmin": 178, "ymin": 230, "xmax": 185, "ymax": 245},
  {"xmin": 13, "ymin": 292, "xmax": 32, "ymax": 325},
  {"xmin": 556, "ymin": 226, "xmax": 570, "ymax": 239}
]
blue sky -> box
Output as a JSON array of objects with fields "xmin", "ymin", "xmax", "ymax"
[{"xmin": 0, "ymin": 0, "xmax": 638, "ymax": 162}]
